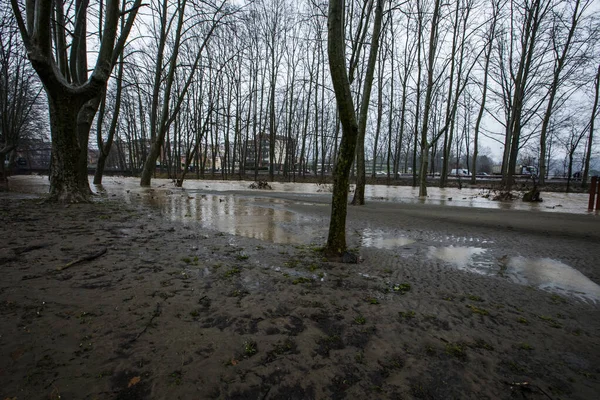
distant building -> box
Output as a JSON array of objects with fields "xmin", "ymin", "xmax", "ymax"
[
  {"xmin": 244, "ymin": 135, "xmax": 296, "ymax": 171},
  {"xmin": 15, "ymin": 139, "xmax": 51, "ymax": 170}
]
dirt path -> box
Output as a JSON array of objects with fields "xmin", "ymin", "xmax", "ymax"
[{"xmin": 1, "ymin": 184, "xmax": 599, "ymax": 399}]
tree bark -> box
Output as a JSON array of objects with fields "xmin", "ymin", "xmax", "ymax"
[
  {"xmin": 325, "ymin": 0, "xmax": 360, "ymax": 256},
  {"xmin": 351, "ymin": 0, "xmax": 384, "ymax": 206}
]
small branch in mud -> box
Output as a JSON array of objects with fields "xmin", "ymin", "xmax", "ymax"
[
  {"xmin": 132, "ymin": 302, "xmax": 162, "ymax": 342},
  {"xmin": 14, "ymin": 243, "xmax": 50, "ymax": 255},
  {"xmin": 57, "ymin": 247, "xmax": 107, "ymax": 271}
]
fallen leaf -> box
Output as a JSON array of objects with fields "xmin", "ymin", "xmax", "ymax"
[{"xmin": 128, "ymin": 376, "xmax": 141, "ymax": 388}]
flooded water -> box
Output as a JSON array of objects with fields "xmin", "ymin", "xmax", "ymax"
[
  {"xmin": 4, "ymin": 175, "xmax": 599, "ymax": 301},
  {"xmin": 507, "ymin": 257, "xmax": 600, "ymax": 302},
  {"xmin": 4, "ymin": 175, "xmax": 592, "ymax": 214},
  {"xmin": 136, "ymin": 193, "xmax": 327, "ymax": 245},
  {"xmin": 361, "ymin": 228, "xmax": 415, "ymax": 249},
  {"xmin": 428, "ymin": 246, "xmax": 489, "ymax": 272},
  {"xmin": 427, "ymin": 245, "xmax": 600, "ymax": 302}
]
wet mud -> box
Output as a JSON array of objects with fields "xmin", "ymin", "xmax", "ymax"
[{"xmin": 1, "ymin": 176, "xmax": 600, "ymax": 399}]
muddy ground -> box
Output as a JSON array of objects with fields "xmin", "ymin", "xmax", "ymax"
[{"xmin": 1, "ymin": 179, "xmax": 599, "ymax": 400}]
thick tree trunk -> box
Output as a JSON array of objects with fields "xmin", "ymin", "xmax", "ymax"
[{"xmin": 47, "ymin": 95, "xmax": 90, "ymax": 202}]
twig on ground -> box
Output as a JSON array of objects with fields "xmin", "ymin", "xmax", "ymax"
[
  {"xmin": 14, "ymin": 243, "xmax": 50, "ymax": 255},
  {"xmin": 132, "ymin": 302, "xmax": 162, "ymax": 342},
  {"xmin": 57, "ymin": 247, "xmax": 107, "ymax": 271}
]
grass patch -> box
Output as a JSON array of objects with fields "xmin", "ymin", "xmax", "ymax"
[
  {"xmin": 517, "ymin": 317, "xmax": 528, "ymax": 324},
  {"xmin": 367, "ymin": 297, "xmax": 379, "ymax": 305},
  {"xmin": 466, "ymin": 304, "xmax": 489, "ymax": 316},
  {"xmin": 354, "ymin": 315, "xmax": 366, "ymax": 325},
  {"xmin": 354, "ymin": 351, "xmax": 364, "ymax": 363},
  {"xmin": 292, "ymin": 277, "xmax": 311, "ymax": 285},
  {"xmin": 445, "ymin": 343, "xmax": 467, "ymax": 360},
  {"xmin": 550, "ymin": 294, "xmax": 567, "ymax": 304},
  {"xmin": 168, "ymin": 370, "xmax": 183, "ymax": 386},
  {"xmin": 393, "ymin": 283, "xmax": 411, "ymax": 294},
  {"xmin": 243, "ymin": 340, "xmax": 257, "ymax": 357},
  {"xmin": 518, "ymin": 342, "xmax": 534, "ymax": 351},
  {"xmin": 223, "ymin": 267, "xmax": 241, "ymax": 278},
  {"xmin": 399, "ymin": 311, "xmax": 416, "ymax": 319},
  {"xmin": 469, "ymin": 339, "xmax": 494, "ymax": 351},
  {"xmin": 539, "ymin": 315, "xmax": 563, "ymax": 328},
  {"xmin": 467, "ymin": 294, "xmax": 483, "ymax": 302},
  {"xmin": 284, "ymin": 259, "xmax": 300, "ymax": 268}
]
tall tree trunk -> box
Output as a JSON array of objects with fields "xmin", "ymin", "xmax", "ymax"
[
  {"xmin": 94, "ymin": 32, "xmax": 126, "ymax": 184},
  {"xmin": 325, "ymin": 0, "xmax": 360, "ymax": 256},
  {"xmin": 418, "ymin": 0, "xmax": 441, "ymax": 198},
  {"xmin": 351, "ymin": 0, "xmax": 384, "ymax": 205},
  {"xmin": 582, "ymin": 64, "xmax": 600, "ymax": 188}
]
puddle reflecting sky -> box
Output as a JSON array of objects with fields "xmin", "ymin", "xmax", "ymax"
[
  {"xmin": 429, "ymin": 245, "xmax": 600, "ymax": 302},
  {"xmin": 428, "ymin": 246, "xmax": 488, "ymax": 271},
  {"xmin": 134, "ymin": 193, "xmax": 326, "ymax": 245},
  {"xmin": 361, "ymin": 228, "xmax": 415, "ymax": 249},
  {"xmin": 507, "ymin": 257, "xmax": 600, "ymax": 302}
]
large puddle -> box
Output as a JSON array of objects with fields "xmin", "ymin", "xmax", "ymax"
[
  {"xmin": 507, "ymin": 257, "xmax": 600, "ymax": 301},
  {"xmin": 134, "ymin": 192, "xmax": 327, "ymax": 245},
  {"xmin": 361, "ymin": 228, "xmax": 415, "ymax": 249},
  {"xmin": 429, "ymin": 246, "xmax": 600, "ymax": 302},
  {"xmin": 428, "ymin": 246, "xmax": 489, "ymax": 272}
]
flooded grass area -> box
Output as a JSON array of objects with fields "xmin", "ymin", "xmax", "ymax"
[{"xmin": 3, "ymin": 175, "xmax": 593, "ymax": 214}]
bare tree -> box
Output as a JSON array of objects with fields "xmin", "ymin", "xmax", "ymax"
[
  {"xmin": 582, "ymin": 63, "xmax": 600, "ymax": 187},
  {"xmin": 538, "ymin": 0, "xmax": 593, "ymax": 184},
  {"xmin": 325, "ymin": 0, "xmax": 359, "ymax": 256},
  {"xmin": 352, "ymin": 0, "xmax": 384, "ymax": 205},
  {"xmin": 498, "ymin": 0, "xmax": 551, "ymax": 190},
  {"xmin": 10, "ymin": 0, "xmax": 142, "ymax": 202},
  {"xmin": 470, "ymin": 0, "xmax": 501, "ymax": 183},
  {"xmin": 0, "ymin": 6, "xmax": 43, "ymax": 184}
]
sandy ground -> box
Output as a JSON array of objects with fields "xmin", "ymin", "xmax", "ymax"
[{"xmin": 1, "ymin": 177, "xmax": 600, "ymax": 399}]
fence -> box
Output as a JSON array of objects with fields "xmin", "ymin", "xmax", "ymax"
[{"xmin": 589, "ymin": 176, "xmax": 600, "ymax": 211}]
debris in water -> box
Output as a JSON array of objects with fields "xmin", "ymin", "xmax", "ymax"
[{"xmin": 249, "ymin": 181, "xmax": 272, "ymax": 190}]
